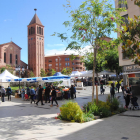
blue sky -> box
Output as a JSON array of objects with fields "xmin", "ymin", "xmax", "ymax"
[{"xmin": 0, "ymin": 0, "xmax": 116, "ymax": 64}]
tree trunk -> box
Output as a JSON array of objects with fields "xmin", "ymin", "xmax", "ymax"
[
  {"xmin": 92, "ymin": 48, "xmax": 97, "ymax": 102},
  {"xmin": 96, "ymin": 73, "xmax": 100, "ymax": 86}
]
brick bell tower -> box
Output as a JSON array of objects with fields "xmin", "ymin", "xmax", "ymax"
[{"xmin": 28, "ymin": 9, "xmax": 45, "ymax": 77}]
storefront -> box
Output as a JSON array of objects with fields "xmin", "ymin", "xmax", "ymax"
[{"xmin": 123, "ymin": 65, "xmax": 140, "ymax": 95}]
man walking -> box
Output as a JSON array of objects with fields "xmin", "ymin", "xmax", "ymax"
[
  {"xmin": 50, "ymin": 87, "xmax": 59, "ymax": 107},
  {"xmin": 45, "ymin": 84, "xmax": 50, "ymax": 103},
  {"xmin": 0, "ymin": 86, "xmax": 6, "ymax": 102},
  {"xmin": 7, "ymin": 86, "xmax": 12, "ymax": 101},
  {"xmin": 36, "ymin": 85, "xmax": 44, "ymax": 105},
  {"xmin": 30, "ymin": 86, "xmax": 36, "ymax": 104}
]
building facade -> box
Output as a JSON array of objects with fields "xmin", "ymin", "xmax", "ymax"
[
  {"xmin": 45, "ymin": 54, "xmax": 85, "ymax": 72},
  {"xmin": 28, "ymin": 13, "xmax": 45, "ymax": 77},
  {"xmin": 115, "ymin": 0, "xmax": 140, "ymax": 87},
  {"xmin": 0, "ymin": 41, "xmax": 27, "ymax": 69}
]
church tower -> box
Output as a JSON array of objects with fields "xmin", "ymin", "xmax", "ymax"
[{"xmin": 28, "ymin": 10, "xmax": 45, "ymax": 77}]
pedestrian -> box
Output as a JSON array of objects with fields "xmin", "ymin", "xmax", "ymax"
[
  {"xmin": 121, "ymin": 81, "xmax": 124, "ymax": 93},
  {"xmin": 36, "ymin": 85, "xmax": 44, "ymax": 105},
  {"xmin": 70, "ymin": 85, "xmax": 75, "ymax": 99},
  {"xmin": 26, "ymin": 86, "xmax": 30, "ymax": 97},
  {"xmin": 116, "ymin": 81, "xmax": 121, "ymax": 93},
  {"xmin": 124, "ymin": 85, "xmax": 132, "ymax": 108},
  {"xmin": 110, "ymin": 83, "xmax": 115, "ymax": 99},
  {"xmin": 100, "ymin": 83, "xmax": 104, "ymax": 95},
  {"xmin": 30, "ymin": 86, "xmax": 36, "ymax": 104},
  {"xmin": 50, "ymin": 87, "xmax": 59, "ymax": 107},
  {"xmin": 0, "ymin": 86, "xmax": 6, "ymax": 102},
  {"xmin": 21, "ymin": 86, "xmax": 25, "ymax": 100},
  {"xmin": 45, "ymin": 84, "xmax": 50, "ymax": 103},
  {"xmin": 35, "ymin": 86, "xmax": 39, "ymax": 100},
  {"xmin": 74, "ymin": 85, "xmax": 76, "ymax": 98},
  {"xmin": 7, "ymin": 86, "xmax": 12, "ymax": 101}
]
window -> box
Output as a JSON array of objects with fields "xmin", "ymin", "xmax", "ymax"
[
  {"xmin": 15, "ymin": 55, "xmax": 18, "ymax": 65},
  {"xmin": 31, "ymin": 38, "xmax": 33, "ymax": 40},
  {"xmin": 49, "ymin": 64, "xmax": 52, "ymax": 66},
  {"xmin": 29, "ymin": 29, "xmax": 31, "ymax": 35},
  {"xmin": 4, "ymin": 53, "xmax": 6, "ymax": 63},
  {"xmin": 73, "ymin": 67, "xmax": 75, "ymax": 70},
  {"xmin": 118, "ymin": 0, "xmax": 128, "ymax": 9},
  {"xmin": 65, "ymin": 58, "xmax": 67, "ymax": 61},
  {"xmin": 56, "ymin": 63, "xmax": 58, "ymax": 66},
  {"xmin": 65, "ymin": 63, "xmax": 67, "ymax": 66},
  {"xmin": 42, "ymin": 28, "xmax": 43, "ymax": 35},
  {"xmin": 56, "ymin": 59, "xmax": 58, "ymax": 62},
  {"xmin": 68, "ymin": 58, "xmax": 69, "ymax": 61},
  {"xmin": 48, "ymin": 59, "xmax": 52, "ymax": 62},
  {"xmin": 39, "ymin": 27, "xmax": 41, "ymax": 34},
  {"xmin": 37, "ymin": 27, "xmax": 39, "ymax": 34},
  {"xmin": 68, "ymin": 63, "xmax": 69, "ymax": 66},
  {"xmin": 122, "ymin": 14, "xmax": 128, "ymax": 24},
  {"xmin": 39, "ymin": 38, "xmax": 41, "ymax": 40},
  {"xmin": 10, "ymin": 54, "xmax": 12, "ymax": 64},
  {"xmin": 31, "ymin": 27, "xmax": 35, "ymax": 34},
  {"xmin": 59, "ymin": 63, "xmax": 61, "ymax": 66},
  {"xmin": 72, "ymin": 62, "xmax": 74, "ymax": 65}
]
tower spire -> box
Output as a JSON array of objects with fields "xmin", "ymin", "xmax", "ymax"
[{"xmin": 34, "ymin": 8, "xmax": 37, "ymax": 13}]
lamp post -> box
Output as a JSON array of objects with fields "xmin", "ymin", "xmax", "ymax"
[{"xmin": 15, "ymin": 66, "xmax": 25, "ymax": 90}]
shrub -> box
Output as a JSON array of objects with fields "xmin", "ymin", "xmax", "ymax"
[
  {"xmin": 60, "ymin": 101, "xmax": 83, "ymax": 122},
  {"xmin": 83, "ymin": 113, "xmax": 94, "ymax": 122},
  {"xmin": 110, "ymin": 98, "xmax": 120, "ymax": 111}
]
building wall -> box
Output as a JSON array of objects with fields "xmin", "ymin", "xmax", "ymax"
[
  {"xmin": 45, "ymin": 55, "xmax": 85, "ymax": 72},
  {"xmin": 0, "ymin": 42, "xmax": 21, "ymax": 68},
  {"xmin": 28, "ymin": 23, "xmax": 45, "ymax": 77},
  {"xmin": 115, "ymin": 0, "xmax": 140, "ymax": 66}
]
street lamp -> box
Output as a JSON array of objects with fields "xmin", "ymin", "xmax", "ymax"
[{"xmin": 15, "ymin": 66, "xmax": 25, "ymax": 90}]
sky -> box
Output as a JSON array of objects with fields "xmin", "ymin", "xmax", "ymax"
[{"xmin": 0, "ymin": 0, "xmax": 117, "ymax": 64}]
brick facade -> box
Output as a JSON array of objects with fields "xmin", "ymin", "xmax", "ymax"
[
  {"xmin": 28, "ymin": 14, "xmax": 45, "ymax": 77},
  {"xmin": 45, "ymin": 54, "xmax": 85, "ymax": 72}
]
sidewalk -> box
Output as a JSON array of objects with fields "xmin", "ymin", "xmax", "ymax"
[{"xmin": 0, "ymin": 86, "xmax": 140, "ymax": 140}]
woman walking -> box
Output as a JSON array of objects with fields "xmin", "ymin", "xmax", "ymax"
[
  {"xmin": 124, "ymin": 86, "xmax": 132, "ymax": 108},
  {"xmin": 110, "ymin": 83, "xmax": 115, "ymax": 99},
  {"xmin": 36, "ymin": 85, "xmax": 44, "ymax": 105}
]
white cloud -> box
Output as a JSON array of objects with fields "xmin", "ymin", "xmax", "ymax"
[
  {"xmin": 4, "ymin": 19, "xmax": 12, "ymax": 22},
  {"xmin": 46, "ymin": 44, "xmax": 65, "ymax": 47},
  {"xmin": 45, "ymin": 45, "xmax": 92, "ymax": 56}
]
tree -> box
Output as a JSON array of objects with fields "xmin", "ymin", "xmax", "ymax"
[
  {"xmin": 46, "ymin": 69, "xmax": 56, "ymax": 76},
  {"xmin": 0, "ymin": 67, "xmax": 5, "ymax": 73},
  {"xmin": 54, "ymin": 0, "xmax": 125, "ymax": 102},
  {"xmin": 97, "ymin": 47, "xmax": 122, "ymax": 80},
  {"xmin": 61, "ymin": 67, "xmax": 72, "ymax": 75},
  {"xmin": 120, "ymin": 0, "xmax": 140, "ymax": 65},
  {"xmin": 40, "ymin": 68, "xmax": 46, "ymax": 77},
  {"xmin": 28, "ymin": 71, "xmax": 35, "ymax": 77}
]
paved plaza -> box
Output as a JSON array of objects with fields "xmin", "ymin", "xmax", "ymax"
[{"xmin": 0, "ymin": 86, "xmax": 140, "ymax": 140}]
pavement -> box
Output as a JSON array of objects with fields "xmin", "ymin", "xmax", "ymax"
[{"xmin": 0, "ymin": 86, "xmax": 140, "ymax": 140}]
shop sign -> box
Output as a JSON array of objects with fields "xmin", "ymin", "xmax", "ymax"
[{"xmin": 124, "ymin": 65, "xmax": 140, "ymax": 72}]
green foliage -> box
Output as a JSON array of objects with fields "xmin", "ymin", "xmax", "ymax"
[
  {"xmin": 120, "ymin": 0, "xmax": 140, "ymax": 65},
  {"xmin": 46, "ymin": 69, "xmax": 56, "ymax": 76},
  {"xmin": 40, "ymin": 68, "xmax": 46, "ymax": 77},
  {"xmin": 53, "ymin": 81, "xmax": 63, "ymax": 87},
  {"xmin": 61, "ymin": 67, "xmax": 72, "ymax": 75},
  {"xmin": 54, "ymin": 0, "xmax": 125, "ymax": 101},
  {"xmin": 0, "ymin": 67, "xmax": 5, "ymax": 73},
  {"xmin": 60, "ymin": 101, "xmax": 83, "ymax": 122},
  {"xmin": 28, "ymin": 71, "xmax": 35, "ymax": 77},
  {"xmin": 83, "ymin": 112, "xmax": 94, "ymax": 122}
]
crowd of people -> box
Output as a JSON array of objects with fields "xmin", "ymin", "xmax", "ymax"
[{"xmin": 0, "ymin": 84, "xmax": 77, "ymax": 107}]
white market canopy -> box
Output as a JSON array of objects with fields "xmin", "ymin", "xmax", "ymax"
[
  {"xmin": 98, "ymin": 70, "xmax": 115, "ymax": 75},
  {"xmin": 0, "ymin": 70, "xmax": 19, "ymax": 82},
  {"xmin": 70, "ymin": 71, "xmax": 82, "ymax": 77}
]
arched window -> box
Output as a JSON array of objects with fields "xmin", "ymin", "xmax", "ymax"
[
  {"xmin": 37, "ymin": 27, "xmax": 39, "ymax": 34},
  {"xmin": 39, "ymin": 27, "xmax": 41, "ymax": 34},
  {"xmin": 15, "ymin": 54, "xmax": 18, "ymax": 65},
  {"xmin": 41, "ymin": 28, "xmax": 43, "ymax": 35},
  {"xmin": 31, "ymin": 27, "xmax": 35, "ymax": 34},
  {"xmin": 29, "ymin": 29, "xmax": 31, "ymax": 35},
  {"xmin": 10, "ymin": 54, "xmax": 12, "ymax": 64},
  {"xmin": 4, "ymin": 53, "xmax": 6, "ymax": 63}
]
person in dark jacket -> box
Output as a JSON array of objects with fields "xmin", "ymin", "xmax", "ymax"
[
  {"xmin": 50, "ymin": 87, "xmax": 59, "ymax": 107},
  {"xmin": 124, "ymin": 86, "xmax": 132, "ymax": 108},
  {"xmin": 45, "ymin": 84, "xmax": 50, "ymax": 103},
  {"xmin": 74, "ymin": 85, "xmax": 76, "ymax": 98},
  {"xmin": 36, "ymin": 85, "xmax": 44, "ymax": 105},
  {"xmin": 70, "ymin": 85, "xmax": 75, "ymax": 99},
  {"xmin": 116, "ymin": 82, "xmax": 121, "ymax": 93},
  {"xmin": 7, "ymin": 86, "xmax": 12, "ymax": 101},
  {"xmin": 26, "ymin": 86, "xmax": 30, "ymax": 97},
  {"xmin": 110, "ymin": 83, "xmax": 115, "ymax": 99},
  {"xmin": 30, "ymin": 86, "xmax": 36, "ymax": 104}
]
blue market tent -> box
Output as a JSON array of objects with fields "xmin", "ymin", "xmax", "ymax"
[{"xmin": 53, "ymin": 72, "xmax": 66, "ymax": 76}]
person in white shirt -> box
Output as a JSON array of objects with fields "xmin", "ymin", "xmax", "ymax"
[
  {"xmin": 121, "ymin": 81, "xmax": 124, "ymax": 93},
  {"xmin": 0, "ymin": 86, "xmax": 6, "ymax": 102}
]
